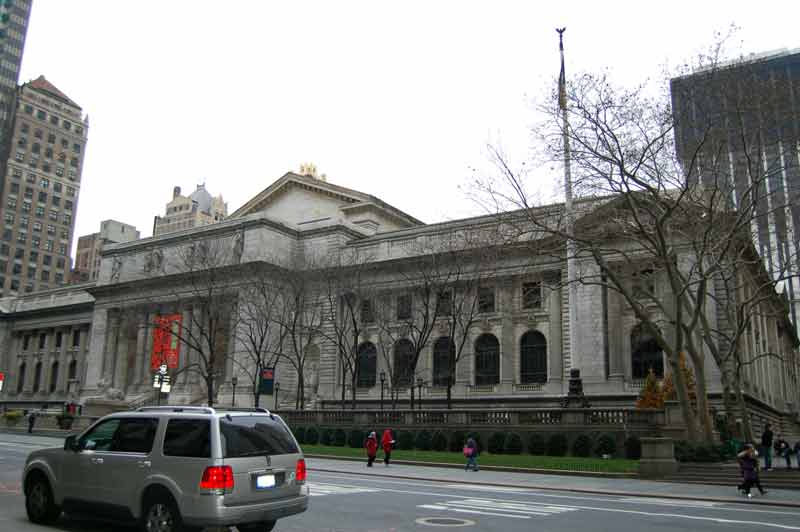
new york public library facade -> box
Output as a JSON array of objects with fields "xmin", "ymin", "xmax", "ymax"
[{"xmin": 1, "ymin": 172, "xmax": 799, "ymax": 442}]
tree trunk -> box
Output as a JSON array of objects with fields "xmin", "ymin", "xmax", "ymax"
[
  {"xmin": 410, "ymin": 386, "xmax": 415, "ymax": 411},
  {"xmin": 253, "ymin": 383, "xmax": 260, "ymax": 408},
  {"xmin": 691, "ymin": 355, "xmax": 714, "ymax": 441},
  {"xmin": 733, "ymin": 369, "xmax": 754, "ymax": 443},
  {"xmin": 667, "ymin": 352, "xmax": 698, "ymax": 441},
  {"xmin": 206, "ymin": 375, "xmax": 215, "ymax": 407}
]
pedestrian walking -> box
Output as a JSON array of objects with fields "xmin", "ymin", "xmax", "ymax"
[
  {"xmin": 381, "ymin": 429, "xmax": 395, "ymax": 467},
  {"xmin": 775, "ymin": 437, "xmax": 792, "ymax": 469},
  {"xmin": 761, "ymin": 423, "xmax": 774, "ymax": 470},
  {"xmin": 365, "ymin": 431, "xmax": 378, "ymax": 467},
  {"xmin": 26, "ymin": 410, "xmax": 36, "ymax": 434},
  {"xmin": 464, "ymin": 436, "xmax": 479, "ymax": 472},
  {"xmin": 737, "ymin": 444, "xmax": 767, "ymax": 498}
]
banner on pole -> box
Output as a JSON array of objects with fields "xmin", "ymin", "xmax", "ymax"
[
  {"xmin": 258, "ymin": 368, "xmax": 275, "ymax": 395},
  {"xmin": 150, "ymin": 314, "xmax": 182, "ymax": 370}
]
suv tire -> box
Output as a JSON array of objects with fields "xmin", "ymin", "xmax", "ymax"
[
  {"xmin": 238, "ymin": 521, "xmax": 277, "ymax": 532},
  {"xmin": 25, "ymin": 474, "xmax": 61, "ymax": 524},
  {"xmin": 141, "ymin": 494, "xmax": 194, "ymax": 532}
]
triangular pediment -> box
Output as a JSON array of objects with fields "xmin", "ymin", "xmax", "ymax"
[{"xmin": 231, "ymin": 172, "xmax": 423, "ymax": 231}]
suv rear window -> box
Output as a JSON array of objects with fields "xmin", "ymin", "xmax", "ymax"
[
  {"xmin": 220, "ymin": 415, "xmax": 298, "ymax": 458},
  {"xmin": 163, "ymin": 419, "xmax": 211, "ymax": 458}
]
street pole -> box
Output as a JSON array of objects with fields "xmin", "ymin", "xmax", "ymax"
[
  {"xmin": 274, "ymin": 382, "xmax": 280, "ymax": 411},
  {"xmin": 380, "ymin": 371, "xmax": 386, "ymax": 411},
  {"xmin": 231, "ymin": 376, "xmax": 238, "ymax": 407}
]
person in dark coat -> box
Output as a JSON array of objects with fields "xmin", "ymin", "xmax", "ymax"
[
  {"xmin": 365, "ymin": 431, "xmax": 378, "ymax": 467},
  {"xmin": 738, "ymin": 444, "xmax": 766, "ymax": 497},
  {"xmin": 27, "ymin": 410, "xmax": 36, "ymax": 434},
  {"xmin": 761, "ymin": 424, "xmax": 774, "ymax": 471},
  {"xmin": 381, "ymin": 429, "xmax": 395, "ymax": 467},
  {"xmin": 775, "ymin": 437, "xmax": 792, "ymax": 469},
  {"xmin": 464, "ymin": 436, "xmax": 479, "ymax": 472}
]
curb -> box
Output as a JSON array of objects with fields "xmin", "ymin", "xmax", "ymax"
[
  {"xmin": 0, "ymin": 428, "xmax": 71, "ymax": 439},
  {"xmin": 303, "ymin": 453, "xmax": 637, "ymax": 479},
  {"xmin": 307, "ymin": 457, "xmax": 800, "ymax": 509}
]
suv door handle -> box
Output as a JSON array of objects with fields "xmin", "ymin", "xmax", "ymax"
[
  {"xmin": 91, "ymin": 457, "xmax": 104, "ymax": 464},
  {"xmin": 137, "ymin": 460, "xmax": 151, "ymax": 468}
]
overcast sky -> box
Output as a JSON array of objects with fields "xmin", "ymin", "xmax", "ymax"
[{"xmin": 18, "ymin": 0, "xmax": 799, "ymax": 249}]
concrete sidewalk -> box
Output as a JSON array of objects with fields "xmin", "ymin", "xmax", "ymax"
[{"xmin": 307, "ymin": 456, "xmax": 800, "ymax": 508}]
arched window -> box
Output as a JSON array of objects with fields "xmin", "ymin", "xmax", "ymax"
[
  {"xmin": 17, "ymin": 363, "xmax": 26, "ymax": 393},
  {"xmin": 32, "ymin": 361, "xmax": 42, "ymax": 393},
  {"xmin": 49, "ymin": 361, "xmax": 59, "ymax": 393},
  {"xmin": 433, "ymin": 337, "xmax": 454, "ymax": 387},
  {"xmin": 67, "ymin": 359, "xmax": 77, "ymax": 381},
  {"xmin": 474, "ymin": 334, "xmax": 500, "ymax": 386},
  {"xmin": 356, "ymin": 342, "xmax": 377, "ymax": 388},
  {"xmin": 520, "ymin": 330, "xmax": 547, "ymax": 384},
  {"xmin": 631, "ymin": 323, "xmax": 664, "ymax": 379},
  {"xmin": 394, "ymin": 339, "xmax": 414, "ymax": 387}
]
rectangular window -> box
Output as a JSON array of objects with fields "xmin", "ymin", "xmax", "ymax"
[
  {"xmin": 53, "ymin": 182, "xmax": 62, "ymax": 193},
  {"xmin": 36, "ymin": 110, "xmax": 46, "ymax": 120},
  {"xmin": 72, "ymin": 330, "xmax": 80, "ymax": 347},
  {"xmin": 45, "ymin": 240, "xmax": 54, "ymax": 251},
  {"xmin": 478, "ymin": 286, "xmax": 495, "ymax": 313},
  {"xmin": 47, "ymin": 224, "xmax": 55, "ymax": 235},
  {"xmin": 41, "ymin": 270, "xmax": 49, "ymax": 281},
  {"xmin": 23, "ymin": 335, "xmax": 31, "ymax": 350},
  {"xmin": 49, "ymin": 210, "xmax": 58, "ymax": 221},
  {"xmin": 29, "ymin": 251, "xmax": 38, "ymax": 262},
  {"xmin": 31, "ymin": 237, "xmax": 40, "ymax": 248},
  {"xmin": 17, "ymin": 232, "xmax": 26, "ymax": 243},
  {"xmin": 65, "ymin": 200, "xmax": 73, "ymax": 211},
  {"xmin": 10, "ymin": 183, "xmax": 19, "ymax": 194},
  {"xmin": 52, "ymin": 197, "xmax": 60, "ymax": 207},
  {"xmin": 34, "ymin": 206, "xmax": 43, "ymax": 216},
  {"xmin": 4, "ymin": 213, "xmax": 14, "ymax": 225},
  {"xmin": 43, "ymin": 254, "xmax": 51, "ymax": 265},
  {"xmin": 163, "ymin": 419, "xmax": 211, "ymax": 458},
  {"xmin": 219, "ymin": 415, "xmax": 298, "ymax": 458},
  {"xmin": 40, "ymin": 178, "xmax": 49, "ymax": 188},
  {"xmin": 436, "ymin": 291, "xmax": 452, "ymax": 316},
  {"xmin": 66, "ymin": 186, "xmax": 75, "ymax": 197},
  {"xmin": 58, "ymin": 244, "xmax": 66, "ymax": 255},
  {"xmin": 7, "ymin": 198, "xmax": 16, "ymax": 209},
  {"xmin": 360, "ymin": 299, "xmax": 374, "ymax": 324},
  {"xmin": 32, "ymin": 222, "xmax": 42, "ymax": 232},
  {"xmin": 14, "ymin": 248, "xmax": 24, "ymax": 259},
  {"xmin": 47, "ymin": 133, "xmax": 55, "ymax": 144},
  {"xmin": 55, "ymin": 273, "xmax": 63, "ymax": 283},
  {"xmin": 38, "ymin": 191, "xmax": 47, "ymax": 203},
  {"xmin": 397, "ymin": 294, "xmax": 412, "ymax": 320},
  {"xmin": 55, "ymin": 331, "xmax": 63, "ymax": 348},
  {"xmin": 55, "ymin": 167, "xmax": 64, "ymax": 177},
  {"xmin": 522, "ymin": 282, "xmax": 542, "ymax": 310}
]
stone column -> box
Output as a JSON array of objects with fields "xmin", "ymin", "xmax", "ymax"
[
  {"xmin": 84, "ymin": 308, "xmax": 109, "ymax": 393},
  {"xmin": 607, "ymin": 290, "xmax": 624, "ymax": 381},
  {"xmin": 499, "ymin": 279, "xmax": 514, "ymax": 386},
  {"xmin": 113, "ymin": 316, "xmax": 130, "ymax": 392},
  {"xmin": 24, "ymin": 356, "xmax": 36, "ymax": 393},
  {"xmin": 56, "ymin": 330, "xmax": 70, "ymax": 393},
  {"xmin": 547, "ymin": 279, "xmax": 563, "ymax": 383},
  {"xmin": 133, "ymin": 313, "xmax": 147, "ymax": 387},
  {"xmin": 140, "ymin": 311, "xmax": 155, "ymax": 389},
  {"xmin": 104, "ymin": 312, "xmax": 121, "ymax": 387}
]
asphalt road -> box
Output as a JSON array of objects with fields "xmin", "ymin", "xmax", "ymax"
[{"xmin": 2, "ymin": 435, "xmax": 800, "ymax": 532}]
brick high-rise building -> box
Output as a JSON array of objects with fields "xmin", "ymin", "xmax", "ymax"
[
  {"xmin": 671, "ymin": 49, "xmax": 800, "ymax": 330},
  {"xmin": 0, "ymin": 76, "xmax": 88, "ymax": 295},
  {"xmin": 74, "ymin": 220, "xmax": 139, "ymax": 283}
]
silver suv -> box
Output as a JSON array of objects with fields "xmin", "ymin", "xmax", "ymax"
[{"xmin": 23, "ymin": 406, "xmax": 309, "ymax": 532}]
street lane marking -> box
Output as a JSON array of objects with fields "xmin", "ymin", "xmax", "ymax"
[
  {"xmin": 307, "ymin": 482, "xmax": 381, "ymax": 497},
  {"xmin": 419, "ymin": 498, "xmax": 580, "ymax": 520},
  {"xmin": 621, "ymin": 496, "xmax": 719, "ymax": 508},
  {"xmin": 419, "ymin": 504, "xmax": 531, "ymax": 519}
]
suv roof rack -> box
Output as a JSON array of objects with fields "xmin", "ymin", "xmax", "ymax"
[
  {"xmin": 136, "ymin": 406, "xmax": 216, "ymax": 414},
  {"xmin": 215, "ymin": 407, "xmax": 271, "ymax": 414}
]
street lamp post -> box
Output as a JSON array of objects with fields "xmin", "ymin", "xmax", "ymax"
[
  {"xmin": 231, "ymin": 376, "xmax": 238, "ymax": 407},
  {"xmin": 274, "ymin": 382, "xmax": 280, "ymax": 411},
  {"xmin": 380, "ymin": 371, "xmax": 386, "ymax": 411},
  {"xmin": 416, "ymin": 377, "xmax": 424, "ymax": 411}
]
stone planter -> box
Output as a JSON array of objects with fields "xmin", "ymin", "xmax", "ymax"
[
  {"xmin": 639, "ymin": 437, "xmax": 678, "ymax": 478},
  {"xmin": 56, "ymin": 415, "xmax": 75, "ymax": 430}
]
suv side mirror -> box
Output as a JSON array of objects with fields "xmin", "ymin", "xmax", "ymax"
[{"xmin": 64, "ymin": 435, "xmax": 79, "ymax": 452}]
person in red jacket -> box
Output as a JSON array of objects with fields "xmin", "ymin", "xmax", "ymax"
[
  {"xmin": 381, "ymin": 429, "xmax": 395, "ymax": 467},
  {"xmin": 365, "ymin": 431, "xmax": 378, "ymax": 467}
]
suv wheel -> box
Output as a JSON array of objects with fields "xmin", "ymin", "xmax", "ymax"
[
  {"xmin": 25, "ymin": 474, "xmax": 61, "ymax": 524},
  {"xmin": 238, "ymin": 521, "xmax": 277, "ymax": 532},
  {"xmin": 142, "ymin": 496, "xmax": 184, "ymax": 532}
]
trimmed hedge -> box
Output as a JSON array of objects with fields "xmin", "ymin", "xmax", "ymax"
[
  {"xmin": 432, "ymin": 431, "xmax": 448, "ymax": 452},
  {"xmin": 674, "ymin": 440, "xmax": 734, "ymax": 463},
  {"xmin": 305, "ymin": 427, "xmax": 319, "ymax": 445},
  {"xmin": 624, "ymin": 436, "xmax": 641, "ymax": 459},
  {"xmin": 595, "ymin": 434, "xmax": 616, "ymax": 457},
  {"xmin": 449, "ymin": 431, "xmax": 466, "ymax": 453},
  {"xmin": 320, "ymin": 428, "xmax": 334, "ymax": 446},
  {"xmin": 397, "ymin": 430, "xmax": 415, "ymax": 450},
  {"xmin": 415, "ymin": 430, "xmax": 433, "ymax": 451},
  {"xmin": 488, "ymin": 432, "xmax": 506, "ymax": 454},
  {"xmin": 572, "ymin": 434, "xmax": 593, "ymax": 457},
  {"xmin": 293, "ymin": 426, "xmax": 306, "ymax": 445},
  {"xmin": 333, "ymin": 428, "xmax": 347, "ymax": 447},
  {"xmin": 505, "ymin": 433, "xmax": 523, "ymax": 455},
  {"xmin": 529, "ymin": 434, "xmax": 547, "ymax": 455},
  {"xmin": 547, "ymin": 434, "xmax": 569, "ymax": 456},
  {"xmin": 349, "ymin": 429, "xmax": 364, "ymax": 449}
]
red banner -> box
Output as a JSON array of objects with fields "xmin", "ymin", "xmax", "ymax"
[{"xmin": 150, "ymin": 314, "xmax": 182, "ymax": 370}]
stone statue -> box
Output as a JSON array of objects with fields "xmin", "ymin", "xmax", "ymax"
[
  {"xmin": 233, "ymin": 231, "xmax": 244, "ymax": 263},
  {"xmin": 110, "ymin": 256, "xmax": 123, "ymax": 283}
]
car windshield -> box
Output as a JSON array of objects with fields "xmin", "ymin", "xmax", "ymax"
[{"xmin": 219, "ymin": 415, "xmax": 298, "ymax": 458}]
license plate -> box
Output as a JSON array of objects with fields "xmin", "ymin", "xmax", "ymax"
[{"xmin": 256, "ymin": 474, "xmax": 276, "ymax": 489}]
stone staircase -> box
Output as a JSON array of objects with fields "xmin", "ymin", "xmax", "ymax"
[{"xmin": 663, "ymin": 463, "xmax": 800, "ymax": 490}]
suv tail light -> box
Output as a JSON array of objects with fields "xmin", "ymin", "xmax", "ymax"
[
  {"xmin": 295, "ymin": 459, "xmax": 307, "ymax": 483},
  {"xmin": 200, "ymin": 466, "xmax": 234, "ymax": 491}
]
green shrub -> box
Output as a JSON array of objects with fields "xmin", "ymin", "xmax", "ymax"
[
  {"xmin": 595, "ymin": 434, "xmax": 617, "ymax": 457},
  {"xmin": 572, "ymin": 434, "xmax": 593, "ymax": 457},
  {"xmin": 293, "ymin": 426, "xmax": 306, "ymax": 444},
  {"xmin": 624, "ymin": 435, "xmax": 641, "ymax": 459},
  {"xmin": 349, "ymin": 429, "xmax": 364, "ymax": 449},
  {"xmin": 333, "ymin": 428, "xmax": 347, "ymax": 446},
  {"xmin": 449, "ymin": 431, "xmax": 466, "ymax": 453},
  {"xmin": 305, "ymin": 427, "xmax": 319, "ymax": 445},
  {"xmin": 2, "ymin": 410, "xmax": 23, "ymax": 426},
  {"xmin": 504, "ymin": 433, "xmax": 523, "ymax": 455},
  {"xmin": 488, "ymin": 432, "xmax": 507, "ymax": 454},
  {"xmin": 415, "ymin": 430, "xmax": 433, "ymax": 451},
  {"xmin": 320, "ymin": 428, "xmax": 334, "ymax": 446},
  {"xmin": 529, "ymin": 433, "xmax": 547, "ymax": 455},
  {"xmin": 397, "ymin": 430, "xmax": 415, "ymax": 450},
  {"xmin": 432, "ymin": 431, "xmax": 448, "ymax": 452},
  {"xmin": 547, "ymin": 434, "xmax": 569, "ymax": 456}
]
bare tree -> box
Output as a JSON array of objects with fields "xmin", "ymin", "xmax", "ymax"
[{"xmin": 475, "ymin": 41, "xmax": 799, "ymax": 442}]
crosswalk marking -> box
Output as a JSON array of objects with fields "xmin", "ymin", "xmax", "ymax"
[
  {"xmin": 307, "ymin": 482, "xmax": 380, "ymax": 497},
  {"xmin": 620, "ymin": 497, "xmax": 719, "ymax": 508},
  {"xmin": 418, "ymin": 498, "xmax": 579, "ymax": 520}
]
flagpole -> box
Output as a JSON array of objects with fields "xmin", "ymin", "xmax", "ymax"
[{"xmin": 558, "ymin": 27, "xmax": 578, "ymax": 378}]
